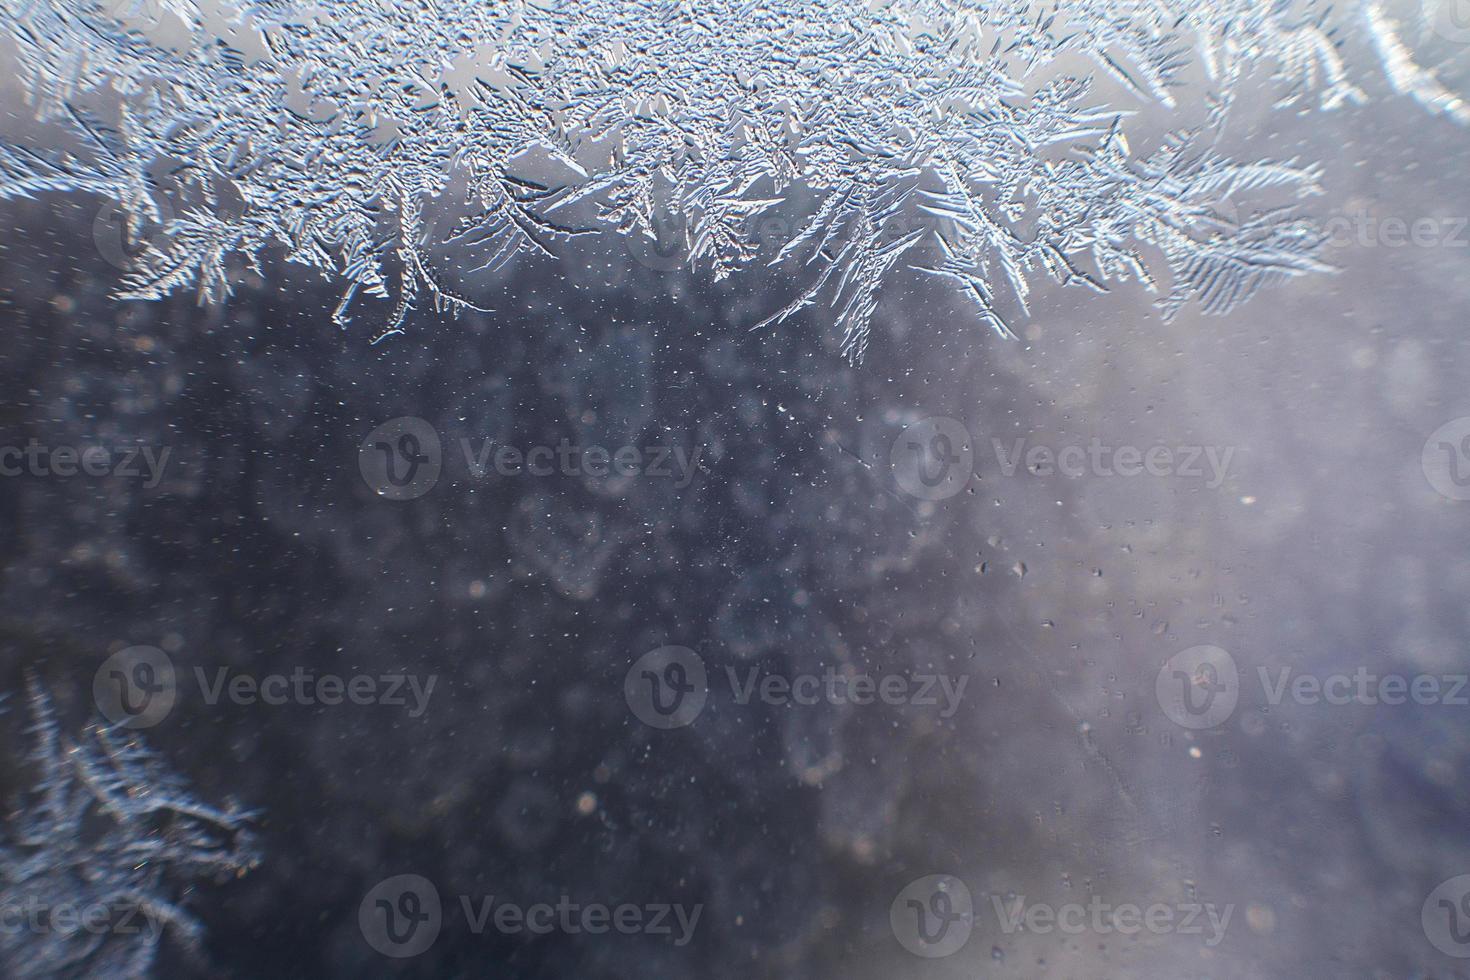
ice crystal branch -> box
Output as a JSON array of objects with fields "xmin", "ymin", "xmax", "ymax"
[
  {"xmin": 0, "ymin": 678, "xmax": 257, "ymax": 979},
  {"xmin": 0, "ymin": 0, "xmax": 1454, "ymax": 358}
]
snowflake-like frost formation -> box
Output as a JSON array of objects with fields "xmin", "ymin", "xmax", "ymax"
[
  {"xmin": 0, "ymin": 678, "xmax": 257, "ymax": 979},
  {"xmin": 0, "ymin": 0, "xmax": 1459, "ymax": 359}
]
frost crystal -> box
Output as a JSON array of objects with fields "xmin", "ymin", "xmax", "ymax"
[
  {"xmin": 0, "ymin": 0, "xmax": 1457, "ymax": 359},
  {"xmin": 0, "ymin": 679, "xmax": 257, "ymax": 979}
]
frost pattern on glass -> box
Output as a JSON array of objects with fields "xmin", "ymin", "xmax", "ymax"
[
  {"xmin": 0, "ymin": 679, "xmax": 258, "ymax": 979},
  {"xmin": 0, "ymin": 0, "xmax": 1456, "ymax": 359}
]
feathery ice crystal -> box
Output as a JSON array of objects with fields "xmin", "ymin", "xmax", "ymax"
[
  {"xmin": 0, "ymin": 0, "xmax": 1462, "ymax": 358},
  {"xmin": 0, "ymin": 679, "xmax": 257, "ymax": 979}
]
